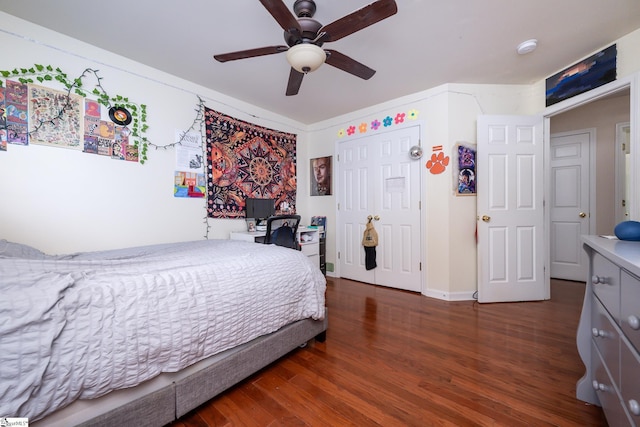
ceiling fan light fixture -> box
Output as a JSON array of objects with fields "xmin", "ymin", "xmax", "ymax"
[{"xmin": 286, "ymin": 43, "xmax": 326, "ymax": 73}]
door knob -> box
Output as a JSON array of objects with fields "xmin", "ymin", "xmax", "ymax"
[
  {"xmin": 579, "ymin": 212, "xmax": 587, "ymax": 218},
  {"xmin": 481, "ymin": 215, "xmax": 491, "ymax": 222}
]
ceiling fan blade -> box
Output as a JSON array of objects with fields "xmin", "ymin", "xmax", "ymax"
[
  {"xmin": 259, "ymin": 0, "xmax": 302, "ymax": 34},
  {"xmin": 325, "ymin": 50, "xmax": 376, "ymax": 80},
  {"xmin": 214, "ymin": 46, "xmax": 288, "ymax": 62},
  {"xmin": 320, "ymin": 0, "xmax": 398, "ymax": 42},
  {"xmin": 286, "ymin": 68, "xmax": 304, "ymax": 96}
]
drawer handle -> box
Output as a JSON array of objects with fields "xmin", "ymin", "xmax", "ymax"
[
  {"xmin": 629, "ymin": 399, "xmax": 640, "ymax": 416},
  {"xmin": 628, "ymin": 315, "xmax": 640, "ymax": 331},
  {"xmin": 592, "ymin": 380, "xmax": 610, "ymax": 392},
  {"xmin": 591, "ymin": 328, "xmax": 607, "ymax": 338},
  {"xmin": 592, "ymin": 275, "xmax": 608, "ymax": 285}
]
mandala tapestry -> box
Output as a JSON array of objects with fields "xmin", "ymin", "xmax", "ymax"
[{"xmin": 205, "ymin": 107, "xmax": 297, "ymax": 218}]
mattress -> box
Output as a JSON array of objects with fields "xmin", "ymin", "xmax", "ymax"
[{"xmin": 0, "ymin": 239, "xmax": 326, "ymax": 421}]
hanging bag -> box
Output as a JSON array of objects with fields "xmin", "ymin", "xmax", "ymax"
[
  {"xmin": 362, "ymin": 221, "xmax": 378, "ymax": 270},
  {"xmin": 362, "ymin": 222, "xmax": 378, "ymax": 247}
]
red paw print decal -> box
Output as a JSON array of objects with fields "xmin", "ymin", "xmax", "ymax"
[{"xmin": 426, "ymin": 152, "xmax": 450, "ymax": 175}]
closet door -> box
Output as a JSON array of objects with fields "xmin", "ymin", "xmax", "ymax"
[{"xmin": 338, "ymin": 125, "xmax": 422, "ymax": 292}]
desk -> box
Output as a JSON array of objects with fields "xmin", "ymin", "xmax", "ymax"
[{"xmin": 230, "ymin": 226, "xmax": 320, "ymax": 267}]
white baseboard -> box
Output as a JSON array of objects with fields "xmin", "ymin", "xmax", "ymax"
[{"xmin": 422, "ymin": 289, "xmax": 477, "ymax": 301}]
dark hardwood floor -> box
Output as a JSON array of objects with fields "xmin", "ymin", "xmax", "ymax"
[{"xmin": 169, "ymin": 278, "xmax": 607, "ymax": 426}]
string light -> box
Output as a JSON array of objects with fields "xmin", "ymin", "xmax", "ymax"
[
  {"xmin": 0, "ymin": 65, "xmax": 150, "ymax": 162},
  {"xmin": 173, "ymin": 96, "xmax": 212, "ymax": 239}
]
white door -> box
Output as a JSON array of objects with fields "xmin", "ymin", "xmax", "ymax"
[
  {"xmin": 338, "ymin": 125, "xmax": 422, "ymax": 292},
  {"xmin": 615, "ymin": 122, "xmax": 631, "ymax": 223},
  {"xmin": 550, "ymin": 130, "xmax": 591, "ymax": 281},
  {"xmin": 477, "ymin": 115, "xmax": 547, "ymax": 303}
]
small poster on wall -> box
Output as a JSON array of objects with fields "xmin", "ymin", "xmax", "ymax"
[
  {"xmin": 0, "ymin": 86, "xmax": 5, "ymax": 151},
  {"xmin": 175, "ymin": 130, "xmax": 203, "ymax": 172},
  {"xmin": 454, "ymin": 143, "xmax": 476, "ymax": 196},
  {"xmin": 5, "ymin": 80, "xmax": 28, "ymax": 146},
  {"xmin": 28, "ymin": 83, "xmax": 84, "ymax": 150},
  {"xmin": 311, "ymin": 156, "xmax": 332, "ymax": 196}
]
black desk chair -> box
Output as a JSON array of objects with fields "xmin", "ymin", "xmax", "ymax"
[{"xmin": 260, "ymin": 214, "xmax": 301, "ymax": 249}]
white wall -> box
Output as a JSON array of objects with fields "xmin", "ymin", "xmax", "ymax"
[{"xmin": 0, "ymin": 12, "xmax": 308, "ymax": 254}]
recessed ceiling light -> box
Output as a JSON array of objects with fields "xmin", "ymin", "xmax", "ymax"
[{"xmin": 517, "ymin": 39, "xmax": 538, "ymax": 55}]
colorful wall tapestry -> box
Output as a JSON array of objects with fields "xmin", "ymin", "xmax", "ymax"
[{"xmin": 205, "ymin": 107, "xmax": 297, "ymax": 218}]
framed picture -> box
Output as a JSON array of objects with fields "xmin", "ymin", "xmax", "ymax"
[
  {"xmin": 245, "ymin": 218, "xmax": 257, "ymax": 232},
  {"xmin": 454, "ymin": 143, "xmax": 476, "ymax": 196},
  {"xmin": 310, "ymin": 156, "xmax": 332, "ymax": 196},
  {"xmin": 546, "ymin": 44, "xmax": 617, "ymax": 107}
]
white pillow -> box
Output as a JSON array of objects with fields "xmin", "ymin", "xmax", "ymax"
[{"xmin": 0, "ymin": 240, "xmax": 48, "ymax": 259}]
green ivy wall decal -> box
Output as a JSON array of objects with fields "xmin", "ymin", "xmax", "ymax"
[{"xmin": 0, "ymin": 64, "xmax": 149, "ymax": 163}]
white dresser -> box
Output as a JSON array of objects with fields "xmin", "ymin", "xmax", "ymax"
[{"xmin": 578, "ymin": 236, "xmax": 640, "ymax": 426}]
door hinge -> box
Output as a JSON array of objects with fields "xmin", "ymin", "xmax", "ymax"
[
  {"xmin": 337, "ymin": 202, "xmax": 340, "ymax": 211},
  {"xmin": 338, "ymin": 251, "xmax": 340, "ymax": 259},
  {"xmin": 622, "ymin": 143, "xmax": 626, "ymax": 152},
  {"xmin": 337, "ymin": 154, "xmax": 340, "ymax": 162},
  {"xmin": 419, "ymin": 262, "xmax": 422, "ymax": 271}
]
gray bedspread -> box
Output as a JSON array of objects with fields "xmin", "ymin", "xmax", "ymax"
[{"xmin": 0, "ymin": 239, "xmax": 326, "ymax": 421}]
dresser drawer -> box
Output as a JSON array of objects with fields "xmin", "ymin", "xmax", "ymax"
[
  {"xmin": 592, "ymin": 295, "xmax": 621, "ymax": 382},
  {"xmin": 300, "ymin": 242, "xmax": 319, "ymax": 256},
  {"xmin": 621, "ymin": 336, "xmax": 640, "ymax": 425},
  {"xmin": 622, "ymin": 270, "xmax": 640, "ymax": 354},
  {"xmin": 592, "ymin": 252, "xmax": 621, "ymax": 323},
  {"xmin": 593, "ymin": 342, "xmax": 633, "ymax": 427}
]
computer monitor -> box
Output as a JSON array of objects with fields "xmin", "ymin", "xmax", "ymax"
[{"xmin": 245, "ymin": 198, "xmax": 275, "ymax": 226}]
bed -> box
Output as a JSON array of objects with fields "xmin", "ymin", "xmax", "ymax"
[{"xmin": 0, "ymin": 238, "xmax": 327, "ymax": 426}]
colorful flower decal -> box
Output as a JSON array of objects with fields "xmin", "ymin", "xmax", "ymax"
[{"xmin": 336, "ymin": 108, "xmax": 420, "ymax": 138}]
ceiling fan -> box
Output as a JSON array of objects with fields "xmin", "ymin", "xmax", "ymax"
[{"xmin": 213, "ymin": 0, "xmax": 398, "ymax": 96}]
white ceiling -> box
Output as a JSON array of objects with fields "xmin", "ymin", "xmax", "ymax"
[{"xmin": 2, "ymin": 0, "xmax": 640, "ymax": 124}]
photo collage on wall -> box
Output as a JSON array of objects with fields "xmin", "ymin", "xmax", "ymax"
[
  {"xmin": 82, "ymin": 99, "xmax": 137, "ymax": 161},
  {"xmin": 174, "ymin": 130, "xmax": 206, "ymax": 198},
  {"xmin": 0, "ymin": 79, "xmax": 138, "ymax": 162}
]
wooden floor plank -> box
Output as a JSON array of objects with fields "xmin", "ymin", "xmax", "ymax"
[{"xmin": 170, "ymin": 278, "xmax": 607, "ymax": 426}]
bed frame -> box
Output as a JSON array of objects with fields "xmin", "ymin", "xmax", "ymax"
[{"xmin": 33, "ymin": 314, "xmax": 327, "ymax": 427}]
